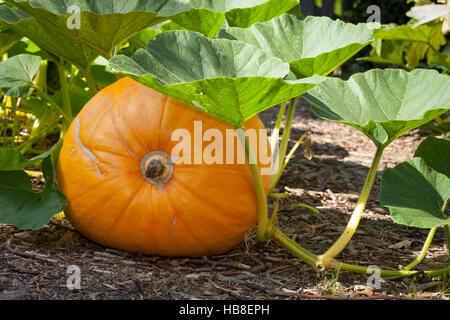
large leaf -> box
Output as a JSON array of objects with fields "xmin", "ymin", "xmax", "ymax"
[
  {"xmin": 0, "ymin": 147, "xmax": 53, "ymax": 171},
  {"xmin": 303, "ymin": 69, "xmax": 450, "ymax": 146},
  {"xmin": 379, "ymin": 158, "xmax": 450, "ymax": 229},
  {"xmin": 110, "ymin": 30, "xmax": 325, "ymax": 128},
  {"xmin": 407, "ymin": 4, "xmax": 450, "ymax": 27},
  {"xmin": 219, "ymin": 14, "xmax": 378, "ymax": 78},
  {"xmin": 0, "ymin": 156, "xmax": 67, "ymax": 230},
  {"xmin": 371, "ymin": 23, "xmax": 447, "ymax": 69},
  {"xmin": 414, "ymin": 136, "xmax": 450, "ymax": 178},
  {"xmin": 170, "ymin": 0, "xmax": 298, "ymax": 38},
  {"xmin": 0, "ymin": 53, "xmax": 41, "ymax": 97},
  {"xmin": 194, "ymin": 0, "xmax": 298, "ymax": 28},
  {"xmin": 0, "ymin": 26, "xmax": 21, "ymax": 55},
  {"xmin": 360, "ymin": 39, "xmax": 409, "ymax": 66},
  {"xmin": 0, "ymin": 0, "xmax": 193, "ymax": 69}
]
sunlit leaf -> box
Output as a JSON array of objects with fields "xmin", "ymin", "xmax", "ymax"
[
  {"xmin": 110, "ymin": 30, "xmax": 324, "ymax": 128},
  {"xmin": 0, "ymin": 0, "xmax": 193, "ymax": 69},
  {"xmin": 304, "ymin": 69, "xmax": 450, "ymax": 146},
  {"xmin": 219, "ymin": 14, "xmax": 378, "ymax": 78},
  {"xmin": 0, "ymin": 156, "xmax": 67, "ymax": 230},
  {"xmin": 0, "ymin": 53, "xmax": 40, "ymax": 97},
  {"xmin": 414, "ymin": 136, "xmax": 450, "ymax": 178},
  {"xmin": 380, "ymin": 157, "xmax": 450, "ymax": 229}
]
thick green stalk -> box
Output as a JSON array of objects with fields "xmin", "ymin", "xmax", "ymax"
[
  {"xmin": 404, "ymin": 227, "xmax": 437, "ymax": 271},
  {"xmin": 272, "ymin": 226, "xmax": 450, "ymax": 278},
  {"xmin": 440, "ymin": 200, "xmax": 450, "ymax": 256},
  {"xmin": 33, "ymin": 86, "xmax": 71, "ymax": 122},
  {"xmin": 430, "ymin": 44, "xmax": 450, "ymax": 73},
  {"xmin": 11, "ymin": 98, "xmax": 17, "ymax": 148},
  {"xmin": 281, "ymin": 132, "xmax": 308, "ymax": 173},
  {"xmin": 37, "ymin": 60, "xmax": 48, "ymax": 93},
  {"xmin": 444, "ymin": 226, "xmax": 450, "ymax": 256},
  {"xmin": 57, "ymin": 61, "xmax": 72, "ymax": 133},
  {"xmin": 273, "ymin": 228, "xmax": 320, "ymax": 265},
  {"xmin": 83, "ymin": 66, "xmax": 98, "ymax": 94},
  {"xmin": 338, "ymin": 261, "xmax": 450, "ymax": 278},
  {"xmin": 270, "ymin": 97, "xmax": 299, "ymax": 192},
  {"xmin": 16, "ymin": 119, "xmax": 60, "ymax": 153},
  {"xmin": 318, "ymin": 146, "xmax": 384, "ymax": 267},
  {"xmin": 237, "ymin": 128, "xmax": 269, "ymax": 242},
  {"xmin": 270, "ymin": 101, "xmax": 286, "ymax": 153}
]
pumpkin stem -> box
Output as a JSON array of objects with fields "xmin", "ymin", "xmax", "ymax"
[
  {"xmin": 145, "ymin": 159, "xmax": 165, "ymax": 179},
  {"xmin": 140, "ymin": 151, "xmax": 174, "ymax": 191}
]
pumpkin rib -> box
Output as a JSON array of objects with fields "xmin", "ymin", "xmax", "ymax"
[
  {"xmin": 73, "ymin": 117, "xmax": 118, "ymax": 176},
  {"xmin": 114, "ymin": 92, "xmax": 156, "ymax": 155},
  {"xmin": 86, "ymin": 146, "xmax": 140, "ymax": 163},
  {"xmin": 63, "ymin": 176, "xmax": 143, "ymax": 238},
  {"xmin": 170, "ymin": 177, "xmax": 255, "ymax": 226},
  {"xmin": 167, "ymin": 186, "xmax": 249, "ymax": 255},
  {"xmin": 132, "ymin": 185, "xmax": 157, "ymax": 254},
  {"xmin": 103, "ymin": 179, "xmax": 148, "ymax": 246},
  {"xmin": 87, "ymin": 98, "xmax": 113, "ymax": 148},
  {"xmin": 158, "ymin": 95, "xmax": 171, "ymax": 149},
  {"xmin": 62, "ymin": 170, "xmax": 124, "ymax": 201},
  {"xmin": 165, "ymin": 193, "xmax": 214, "ymax": 256},
  {"xmin": 149, "ymin": 185, "xmax": 208, "ymax": 256},
  {"xmin": 109, "ymin": 110, "xmax": 138, "ymax": 160}
]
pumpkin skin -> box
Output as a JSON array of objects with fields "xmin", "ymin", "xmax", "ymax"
[{"xmin": 57, "ymin": 77, "xmax": 272, "ymax": 257}]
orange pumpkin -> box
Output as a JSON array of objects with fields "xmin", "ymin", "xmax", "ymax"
[{"xmin": 57, "ymin": 77, "xmax": 271, "ymax": 257}]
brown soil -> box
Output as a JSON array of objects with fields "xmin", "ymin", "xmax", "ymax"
[{"xmin": 1, "ymin": 100, "xmax": 449, "ymax": 300}]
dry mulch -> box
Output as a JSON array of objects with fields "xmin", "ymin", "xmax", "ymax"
[{"xmin": 0, "ymin": 100, "xmax": 449, "ymax": 300}]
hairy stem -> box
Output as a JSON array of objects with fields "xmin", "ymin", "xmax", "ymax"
[
  {"xmin": 11, "ymin": 98, "xmax": 17, "ymax": 148},
  {"xmin": 430, "ymin": 44, "xmax": 450, "ymax": 73},
  {"xmin": 404, "ymin": 227, "xmax": 436, "ymax": 271},
  {"xmin": 272, "ymin": 226, "xmax": 450, "ymax": 278},
  {"xmin": 33, "ymin": 86, "xmax": 71, "ymax": 123},
  {"xmin": 237, "ymin": 128, "xmax": 269, "ymax": 242},
  {"xmin": 443, "ymin": 225, "xmax": 450, "ymax": 257},
  {"xmin": 319, "ymin": 146, "xmax": 384, "ymax": 267},
  {"xmin": 57, "ymin": 60, "xmax": 72, "ymax": 134},
  {"xmin": 270, "ymin": 97, "xmax": 299, "ymax": 192},
  {"xmin": 270, "ymin": 101, "xmax": 286, "ymax": 153},
  {"xmin": 272, "ymin": 228, "xmax": 320, "ymax": 265},
  {"xmin": 83, "ymin": 66, "xmax": 98, "ymax": 94},
  {"xmin": 16, "ymin": 119, "xmax": 61, "ymax": 153},
  {"xmin": 337, "ymin": 261, "xmax": 450, "ymax": 278}
]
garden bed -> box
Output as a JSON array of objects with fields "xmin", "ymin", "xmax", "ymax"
[{"xmin": 1, "ymin": 100, "xmax": 448, "ymax": 300}]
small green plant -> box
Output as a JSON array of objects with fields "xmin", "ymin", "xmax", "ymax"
[{"xmin": 317, "ymin": 266, "xmax": 341, "ymax": 296}]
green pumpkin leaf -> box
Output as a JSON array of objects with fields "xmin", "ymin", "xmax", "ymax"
[
  {"xmin": 0, "ymin": 156, "xmax": 67, "ymax": 230},
  {"xmin": 219, "ymin": 14, "xmax": 378, "ymax": 78},
  {"xmin": 170, "ymin": 8, "xmax": 225, "ymax": 38},
  {"xmin": 0, "ymin": 26, "xmax": 21, "ymax": 55},
  {"xmin": 0, "ymin": 146, "xmax": 54, "ymax": 171},
  {"xmin": 359, "ymin": 39, "xmax": 409, "ymax": 66},
  {"xmin": 110, "ymin": 30, "xmax": 325, "ymax": 128},
  {"xmin": 303, "ymin": 69, "xmax": 450, "ymax": 147},
  {"xmin": 373, "ymin": 23, "xmax": 447, "ymax": 69},
  {"xmin": 414, "ymin": 136, "xmax": 450, "ymax": 178},
  {"xmin": 379, "ymin": 158, "xmax": 450, "ymax": 229},
  {"xmin": 0, "ymin": 53, "xmax": 41, "ymax": 97},
  {"xmin": 407, "ymin": 4, "xmax": 450, "ymax": 28},
  {"xmin": 0, "ymin": 0, "xmax": 193, "ymax": 69},
  {"xmin": 217, "ymin": 0, "xmax": 298, "ymax": 28}
]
